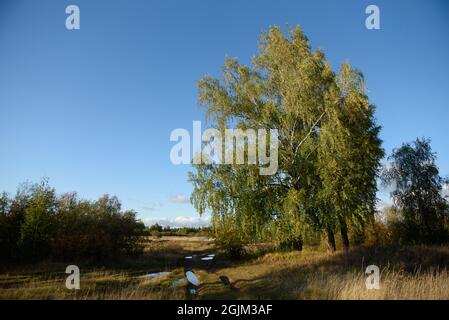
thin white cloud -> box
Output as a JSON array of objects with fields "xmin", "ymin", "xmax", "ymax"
[
  {"xmin": 141, "ymin": 206, "xmax": 156, "ymax": 212},
  {"xmin": 142, "ymin": 215, "xmax": 211, "ymax": 228},
  {"xmin": 128, "ymin": 198, "xmax": 164, "ymax": 212},
  {"xmin": 170, "ymin": 193, "xmax": 190, "ymax": 204},
  {"xmin": 140, "ymin": 202, "xmax": 164, "ymax": 212}
]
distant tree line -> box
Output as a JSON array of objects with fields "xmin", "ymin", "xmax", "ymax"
[
  {"xmin": 145, "ymin": 223, "xmax": 211, "ymax": 237},
  {"xmin": 189, "ymin": 25, "xmax": 449, "ymax": 257},
  {"xmin": 0, "ymin": 179, "xmax": 145, "ymax": 264}
]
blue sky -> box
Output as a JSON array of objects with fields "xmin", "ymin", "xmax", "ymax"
[{"xmin": 1, "ymin": 0, "xmax": 448, "ymax": 226}]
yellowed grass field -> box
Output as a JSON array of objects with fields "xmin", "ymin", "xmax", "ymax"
[
  {"xmin": 1, "ymin": 237, "xmax": 448, "ymax": 300},
  {"xmin": 196, "ymin": 248, "xmax": 449, "ymax": 299}
]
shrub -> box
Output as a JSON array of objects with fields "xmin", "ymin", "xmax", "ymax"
[
  {"xmin": 0, "ymin": 180, "xmax": 145, "ymax": 264},
  {"xmin": 212, "ymin": 214, "xmax": 247, "ymax": 259}
]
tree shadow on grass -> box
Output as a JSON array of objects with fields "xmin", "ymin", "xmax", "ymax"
[{"xmin": 198, "ymin": 245, "xmax": 449, "ymax": 299}]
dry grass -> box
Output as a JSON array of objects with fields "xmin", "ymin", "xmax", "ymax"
[
  {"xmin": 196, "ymin": 245, "xmax": 449, "ymax": 300},
  {"xmin": 0, "ymin": 270, "xmax": 186, "ymax": 300},
  {"xmin": 305, "ymin": 268, "xmax": 449, "ymax": 300},
  {"xmin": 1, "ymin": 238, "xmax": 449, "ymax": 300},
  {"xmin": 0, "ymin": 236, "xmax": 213, "ymax": 300}
]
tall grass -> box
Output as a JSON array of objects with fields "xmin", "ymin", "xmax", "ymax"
[
  {"xmin": 298, "ymin": 268, "xmax": 449, "ymax": 299},
  {"xmin": 1, "ymin": 239, "xmax": 449, "ymax": 300},
  {"xmin": 0, "ymin": 270, "xmax": 186, "ymax": 300},
  {"xmin": 200, "ymin": 245, "xmax": 449, "ymax": 299}
]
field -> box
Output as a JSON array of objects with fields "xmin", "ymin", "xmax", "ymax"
[{"xmin": 1, "ymin": 236, "xmax": 449, "ymax": 300}]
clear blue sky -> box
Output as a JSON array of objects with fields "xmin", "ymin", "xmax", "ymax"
[{"xmin": 1, "ymin": 0, "xmax": 448, "ymax": 226}]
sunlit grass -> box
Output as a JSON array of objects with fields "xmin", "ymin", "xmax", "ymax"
[{"xmin": 1, "ymin": 238, "xmax": 449, "ymax": 300}]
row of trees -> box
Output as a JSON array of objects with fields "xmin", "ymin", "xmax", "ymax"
[
  {"xmin": 146, "ymin": 223, "xmax": 210, "ymax": 237},
  {"xmin": 0, "ymin": 179, "xmax": 145, "ymax": 264},
  {"xmin": 189, "ymin": 26, "xmax": 449, "ymax": 256}
]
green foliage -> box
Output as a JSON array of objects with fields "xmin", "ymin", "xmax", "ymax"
[
  {"xmin": 52, "ymin": 193, "xmax": 145, "ymax": 261},
  {"xmin": 382, "ymin": 138, "xmax": 449, "ymax": 244},
  {"xmin": 272, "ymin": 189, "xmax": 313, "ymax": 250},
  {"xmin": 144, "ymin": 224, "xmax": 211, "ymax": 237},
  {"xmin": 19, "ymin": 179, "xmax": 57, "ymax": 259},
  {"xmin": 212, "ymin": 214, "xmax": 248, "ymax": 259},
  {"xmin": 0, "ymin": 185, "xmax": 32, "ymax": 262},
  {"xmin": 0, "ymin": 180, "xmax": 145, "ymax": 263},
  {"xmin": 189, "ymin": 25, "xmax": 384, "ymax": 253},
  {"xmin": 150, "ymin": 230, "xmax": 162, "ymax": 238},
  {"xmin": 148, "ymin": 223, "xmax": 163, "ymax": 233},
  {"xmin": 0, "ymin": 192, "xmax": 19, "ymax": 260},
  {"xmin": 318, "ymin": 63, "xmax": 384, "ymax": 250}
]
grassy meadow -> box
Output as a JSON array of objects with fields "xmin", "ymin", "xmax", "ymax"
[{"xmin": 1, "ymin": 236, "xmax": 449, "ymax": 300}]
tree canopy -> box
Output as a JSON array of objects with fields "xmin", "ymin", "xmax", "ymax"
[
  {"xmin": 0, "ymin": 179, "xmax": 145, "ymax": 263},
  {"xmin": 189, "ymin": 25, "xmax": 384, "ymax": 254},
  {"xmin": 382, "ymin": 138, "xmax": 449, "ymax": 244}
]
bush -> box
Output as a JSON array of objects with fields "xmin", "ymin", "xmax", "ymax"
[
  {"xmin": 18, "ymin": 180, "xmax": 57, "ymax": 260},
  {"xmin": 363, "ymin": 218, "xmax": 393, "ymax": 246},
  {"xmin": 212, "ymin": 215, "xmax": 247, "ymax": 259},
  {"xmin": 0, "ymin": 180, "xmax": 145, "ymax": 264}
]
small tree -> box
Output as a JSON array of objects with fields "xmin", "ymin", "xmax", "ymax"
[
  {"xmin": 149, "ymin": 223, "xmax": 163, "ymax": 233},
  {"xmin": 19, "ymin": 179, "xmax": 57, "ymax": 260},
  {"xmin": 382, "ymin": 138, "xmax": 449, "ymax": 244},
  {"xmin": 212, "ymin": 214, "xmax": 248, "ymax": 259}
]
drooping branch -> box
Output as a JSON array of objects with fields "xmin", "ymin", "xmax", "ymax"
[{"xmin": 294, "ymin": 111, "xmax": 326, "ymax": 157}]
